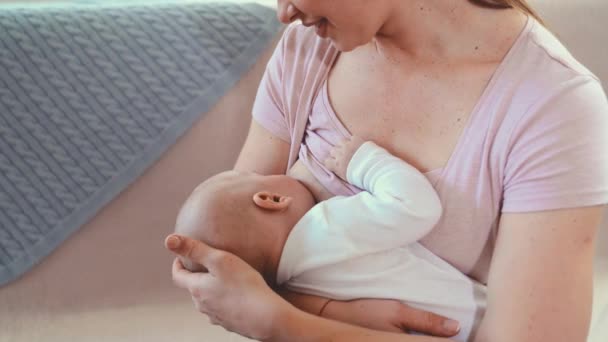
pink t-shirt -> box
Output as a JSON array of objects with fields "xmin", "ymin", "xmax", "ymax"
[{"xmin": 252, "ymin": 18, "xmax": 608, "ymax": 283}]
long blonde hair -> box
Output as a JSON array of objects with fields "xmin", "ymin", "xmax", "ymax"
[{"xmin": 469, "ymin": 0, "xmax": 544, "ymax": 25}]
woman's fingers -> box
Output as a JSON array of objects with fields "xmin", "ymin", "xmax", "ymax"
[
  {"xmin": 167, "ymin": 234, "xmax": 287, "ymax": 340},
  {"xmin": 165, "ymin": 234, "xmax": 223, "ymax": 273},
  {"xmin": 397, "ymin": 304, "xmax": 460, "ymax": 337},
  {"xmin": 172, "ymin": 257, "xmax": 213, "ymax": 290}
]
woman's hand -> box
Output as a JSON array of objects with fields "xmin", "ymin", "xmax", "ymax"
[
  {"xmin": 322, "ymin": 298, "xmax": 460, "ymax": 337},
  {"xmin": 165, "ymin": 234, "xmax": 289, "ymax": 341},
  {"xmin": 280, "ymin": 289, "xmax": 460, "ymax": 337}
]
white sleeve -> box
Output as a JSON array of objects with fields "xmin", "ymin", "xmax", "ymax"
[{"xmin": 276, "ymin": 142, "xmax": 442, "ymax": 284}]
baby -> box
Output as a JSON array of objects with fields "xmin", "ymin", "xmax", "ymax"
[{"xmin": 174, "ymin": 136, "xmax": 486, "ymax": 341}]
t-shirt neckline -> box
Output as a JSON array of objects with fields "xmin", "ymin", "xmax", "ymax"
[{"xmin": 318, "ymin": 15, "xmax": 534, "ymax": 180}]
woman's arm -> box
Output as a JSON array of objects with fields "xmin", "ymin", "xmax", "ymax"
[
  {"xmin": 273, "ymin": 205, "xmax": 603, "ymax": 342},
  {"xmin": 272, "ymin": 307, "xmax": 449, "ymax": 342},
  {"xmin": 166, "ymin": 234, "xmax": 454, "ymax": 342},
  {"xmin": 235, "ymin": 119, "xmax": 334, "ymax": 202},
  {"xmin": 234, "ymin": 120, "xmax": 290, "ymax": 175},
  {"xmin": 474, "ymin": 205, "xmax": 603, "ymax": 342},
  {"xmin": 278, "ymin": 289, "xmax": 460, "ymax": 337}
]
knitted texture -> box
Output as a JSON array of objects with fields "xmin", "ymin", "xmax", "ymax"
[{"xmin": 0, "ymin": 2, "xmax": 281, "ymax": 285}]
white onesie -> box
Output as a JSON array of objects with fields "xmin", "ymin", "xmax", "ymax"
[{"xmin": 277, "ymin": 142, "xmax": 486, "ymax": 341}]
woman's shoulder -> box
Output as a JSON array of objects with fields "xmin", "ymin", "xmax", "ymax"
[
  {"xmin": 527, "ymin": 20, "xmax": 600, "ymax": 82},
  {"xmin": 490, "ymin": 20, "xmax": 608, "ymax": 212},
  {"xmin": 511, "ymin": 19, "xmax": 604, "ymax": 95},
  {"xmin": 496, "ymin": 18, "xmax": 607, "ymax": 126}
]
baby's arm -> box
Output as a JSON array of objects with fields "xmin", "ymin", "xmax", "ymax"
[
  {"xmin": 324, "ymin": 136, "xmax": 442, "ymax": 248},
  {"xmin": 278, "ymin": 136, "xmax": 442, "ymax": 283}
]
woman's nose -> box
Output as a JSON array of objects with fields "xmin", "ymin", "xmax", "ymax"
[{"xmin": 277, "ymin": 1, "xmax": 299, "ymax": 24}]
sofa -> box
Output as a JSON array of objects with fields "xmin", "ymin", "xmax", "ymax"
[{"xmin": 0, "ymin": 1, "xmax": 605, "ymax": 341}]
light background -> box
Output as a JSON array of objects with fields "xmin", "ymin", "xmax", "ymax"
[{"xmin": 0, "ymin": 1, "xmax": 605, "ymax": 342}]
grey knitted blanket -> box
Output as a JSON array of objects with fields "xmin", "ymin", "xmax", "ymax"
[{"xmin": 0, "ymin": 2, "xmax": 281, "ymax": 286}]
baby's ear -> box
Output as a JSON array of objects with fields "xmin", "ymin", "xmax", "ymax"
[{"xmin": 253, "ymin": 191, "xmax": 292, "ymax": 211}]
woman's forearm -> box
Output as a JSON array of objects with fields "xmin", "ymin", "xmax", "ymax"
[
  {"xmin": 277, "ymin": 288, "xmax": 330, "ymax": 316},
  {"xmin": 277, "ymin": 289, "xmax": 463, "ymax": 338},
  {"xmin": 269, "ymin": 307, "xmax": 453, "ymax": 342}
]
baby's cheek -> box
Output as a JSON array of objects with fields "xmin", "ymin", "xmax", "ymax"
[{"xmin": 180, "ymin": 256, "xmax": 208, "ymax": 273}]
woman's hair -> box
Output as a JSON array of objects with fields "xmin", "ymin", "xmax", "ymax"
[{"xmin": 469, "ymin": 0, "xmax": 544, "ymax": 25}]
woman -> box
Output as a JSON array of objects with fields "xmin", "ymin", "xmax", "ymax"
[{"xmin": 167, "ymin": 0, "xmax": 608, "ymax": 341}]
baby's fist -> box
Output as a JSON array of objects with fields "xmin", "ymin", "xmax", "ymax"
[{"xmin": 324, "ymin": 136, "xmax": 365, "ymax": 181}]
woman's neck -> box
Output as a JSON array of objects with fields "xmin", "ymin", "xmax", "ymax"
[{"xmin": 372, "ymin": 0, "xmax": 527, "ymax": 64}]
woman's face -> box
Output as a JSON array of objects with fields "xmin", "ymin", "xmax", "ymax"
[{"xmin": 276, "ymin": 0, "xmax": 389, "ymax": 52}]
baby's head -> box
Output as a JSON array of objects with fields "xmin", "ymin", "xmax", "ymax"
[{"xmin": 174, "ymin": 170, "xmax": 315, "ymax": 285}]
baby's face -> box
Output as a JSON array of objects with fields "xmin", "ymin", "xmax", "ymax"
[{"xmin": 175, "ymin": 170, "xmax": 315, "ymax": 283}]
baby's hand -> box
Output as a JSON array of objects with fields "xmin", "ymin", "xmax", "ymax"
[{"xmin": 324, "ymin": 136, "xmax": 365, "ymax": 181}]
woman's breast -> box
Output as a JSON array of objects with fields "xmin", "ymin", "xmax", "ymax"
[
  {"xmin": 298, "ymin": 82, "xmax": 362, "ymax": 198},
  {"xmin": 295, "ymin": 82, "xmax": 500, "ymax": 283}
]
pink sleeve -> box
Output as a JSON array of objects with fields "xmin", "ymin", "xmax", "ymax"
[
  {"xmin": 251, "ymin": 27, "xmax": 292, "ymax": 143},
  {"xmin": 502, "ymin": 77, "xmax": 608, "ymax": 212}
]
